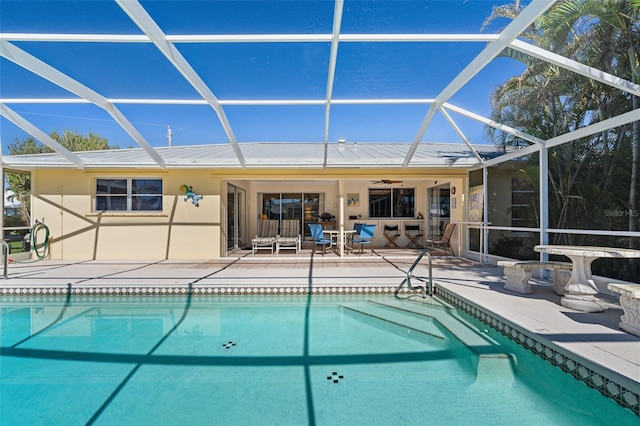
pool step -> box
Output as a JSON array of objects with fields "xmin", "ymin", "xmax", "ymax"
[
  {"xmin": 341, "ymin": 299, "xmax": 516, "ymax": 381},
  {"xmin": 340, "ymin": 302, "xmax": 447, "ymax": 341}
]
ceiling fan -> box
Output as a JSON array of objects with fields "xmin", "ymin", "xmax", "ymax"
[{"xmin": 370, "ymin": 179, "xmax": 403, "ymax": 184}]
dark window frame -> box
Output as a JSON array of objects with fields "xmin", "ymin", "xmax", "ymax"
[{"xmin": 368, "ymin": 187, "xmax": 415, "ymax": 218}]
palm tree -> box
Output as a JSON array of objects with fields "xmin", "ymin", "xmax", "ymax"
[
  {"xmin": 542, "ymin": 0, "xmax": 640, "ymax": 237},
  {"xmin": 485, "ymin": 1, "xmax": 639, "ymax": 246}
]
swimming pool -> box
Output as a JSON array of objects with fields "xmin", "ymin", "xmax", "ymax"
[{"xmin": 1, "ymin": 294, "xmax": 637, "ymax": 425}]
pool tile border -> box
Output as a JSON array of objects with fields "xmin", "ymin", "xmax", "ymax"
[
  {"xmin": 0, "ymin": 284, "xmax": 402, "ymax": 297},
  {"xmin": 436, "ymin": 287, "xmax": 640, "ymax": 417}
]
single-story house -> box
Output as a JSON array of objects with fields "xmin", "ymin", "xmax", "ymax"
[{"xmin": 1, "ymin": 141, "xmax": 501, "ymax": 259}]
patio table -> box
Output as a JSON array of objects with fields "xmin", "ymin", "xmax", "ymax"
[
  {"xmin": 534, "ymin": 245, "xmax": 640, "ymax": 312},
  {"xmin": 323, "ymin": 229, "xmax": 356, "ymax": 256}
]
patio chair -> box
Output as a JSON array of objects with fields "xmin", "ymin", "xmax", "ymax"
[
  {"xmin": 251, "ymin": 219, "xmax": 278, "ymax": 254},
  {"xmin": 426, "ymin": 222, "xmax": 456, "ymax": 256},
  {"xmin": 276, "ymin": 219, "xmax": 301, "ymax": 254},
  {"xmin": 353, "ymin": 224, "xmax": 376, "ymax": 255},
  {"xmin": 308, "ymin": 223, "xmax": 333, "ymax": 256},
  {"xmin": 404, "ymin": 223, "xmax": 424, "ymax": 249},
  {"xmin": 346, "ymin": 222, "xmax": 364, "ymax": 251},
  {"xmin": 382, "ymin": 224, "xmax": 400, "ymax": 248}
]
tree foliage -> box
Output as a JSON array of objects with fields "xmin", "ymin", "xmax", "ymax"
[
  {"xmin": 485, "ymin": 0, "xmax": 640, "ymax": 279},
  {"xmin": 7, "ymin": 129, "xmax": 115, "ymax": 155},
  {"xmin": 5, "ymin": 130, "xmax": 117, "ymax": 225}
]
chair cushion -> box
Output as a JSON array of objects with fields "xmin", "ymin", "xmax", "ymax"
[
  {"xmin": 252, "ymin": 237, "xmax": 275, "ymax": 245},
  {"xmin": 277, "ymin": 237, "xmax": 299, "ymax": 244}
]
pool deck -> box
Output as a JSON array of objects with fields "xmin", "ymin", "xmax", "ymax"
[{"xmin": 2, "ymin": 249, "xmax": 639, "ymax": 412}]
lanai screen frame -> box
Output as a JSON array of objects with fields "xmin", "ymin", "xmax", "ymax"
[{"xmin": 1, "ymin": 0, "xmax": 640, "ymax": 259}]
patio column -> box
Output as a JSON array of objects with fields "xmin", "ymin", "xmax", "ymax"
[
  {"xmin": 0, "ymin": 164, "xmax": 3, "ymax": 236},
  {"xmin": 338, "ymin": 179, "xmax": 345, "ymax": 257}
]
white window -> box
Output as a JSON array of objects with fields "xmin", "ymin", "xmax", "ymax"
[{"xmin": 95, "ymin": 178, "xmax": 162, "ymax": 212}]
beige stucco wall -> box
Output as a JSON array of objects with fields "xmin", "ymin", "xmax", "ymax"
[
  {"xmin": 32, "ymin": 169, "xmax": 223, "ymax": 260},
  {"xmin": 30, "ymin": 167, "xmax": 468, "ymax": 259}
]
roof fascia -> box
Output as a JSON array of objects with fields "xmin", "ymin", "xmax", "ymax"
[
  {"xmin": 116, "ymin": 0, "xmax": 247, "ymax": 168},
  {"xmin": 509, "ymin": 39, "xmax": 640, "ymax": 98},
  {"xmin": 323, "ymin": 0, "xmax": 344, "ymax": 167},
  {"xmin": 0, "ymin": 40, "xmax": 166, "ymax": 169},
  {"xmin": 0, "ymin": 103, "xmax": 85, "ymax": 169},
  {"xmin": 403, "ymin": 0, "xmax": 556, "ymax": 168}
]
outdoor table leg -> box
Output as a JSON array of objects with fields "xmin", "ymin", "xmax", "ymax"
[{"xmin": 561, "ymin": 254, "xmax": 607, "ymax": 312}]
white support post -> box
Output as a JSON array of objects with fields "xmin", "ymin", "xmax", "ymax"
[
  {"xmin": 338, "ymin": 179, "xmax": 345, "ymax": 257},
  {"xmin": 539, "ymin": 145, "xmax": 550, "ymax": 268},
  {"xmin": 482, "ymin": 166, "xmax": 489, "ymax": 263},
  {"xmin": 0, "ymin": 162, "xmax": 4, "ymax": 238}
]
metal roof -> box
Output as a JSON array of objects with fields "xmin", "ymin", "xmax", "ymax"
[
  {"xmin": 1, "ymin": 0, "xmax": 640, "ymax": 171},
  {"xmin": 2, "ymin": 142, "xmax": 500, "ymax": 170}
]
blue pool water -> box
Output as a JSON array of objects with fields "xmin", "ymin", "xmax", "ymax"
[{"xmin": 0, "ymin": 294, "xmax": 636, "ymax": 425}]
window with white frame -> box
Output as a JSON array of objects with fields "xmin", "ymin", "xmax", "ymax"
[{"xmin": 95, "ymin": 178, "xmax": 162, "ymax": 212}]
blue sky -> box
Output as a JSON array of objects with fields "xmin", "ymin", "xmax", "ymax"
[{"xmin": 0, "ymin": 0, "xmax": 527, "ymax": 154}]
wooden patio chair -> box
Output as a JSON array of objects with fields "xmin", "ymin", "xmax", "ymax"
[
  {"xmin": 404, "ymin": 223, "xmax": 424, "ymax": 249},
  {"xmin": 382, "ymin": 224, "xmax": 400, "ymax": 248}
]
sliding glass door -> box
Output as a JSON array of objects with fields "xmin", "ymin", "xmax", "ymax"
[
  {"xmin": 427, "ymin": 185, "xmax": 450, "ymax": 238},
  {"xmin": 227, "ymin": 184, "xmax": 247, "ymax": 251},
  {"xmin": 260, "ymin": 192, "xmax": 323, "ymax": 239}
]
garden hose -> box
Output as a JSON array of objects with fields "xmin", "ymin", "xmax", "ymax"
[{"xmin": 30, "ymin": 221, "xmax": 50, "ymax": 260}]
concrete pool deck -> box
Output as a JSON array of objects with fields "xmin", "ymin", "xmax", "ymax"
[{"xmin": 1, "ymin": 250, "xmax": 639, "ymax": 414}]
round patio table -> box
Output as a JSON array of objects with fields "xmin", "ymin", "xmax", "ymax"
[
  {"xmin": 534, "ymin": 245, "xmax": 640, "ymax": 312},
  {"xmin": 323, "ymin": 229, "xmax": 356, "ymax": 256}
]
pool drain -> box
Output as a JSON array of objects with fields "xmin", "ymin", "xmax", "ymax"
[
  {"xmin": 222, "ymin": 341, "xmax": 236, "ymax": 349},
  {"xmin": 327, "ymin": 372, "xmax": 344, "ymax": 383}
]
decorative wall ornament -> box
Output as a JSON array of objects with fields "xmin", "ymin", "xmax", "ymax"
[{"xmin": 180, "ymin": 184, "xmax": 203, "ymax": 206}]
